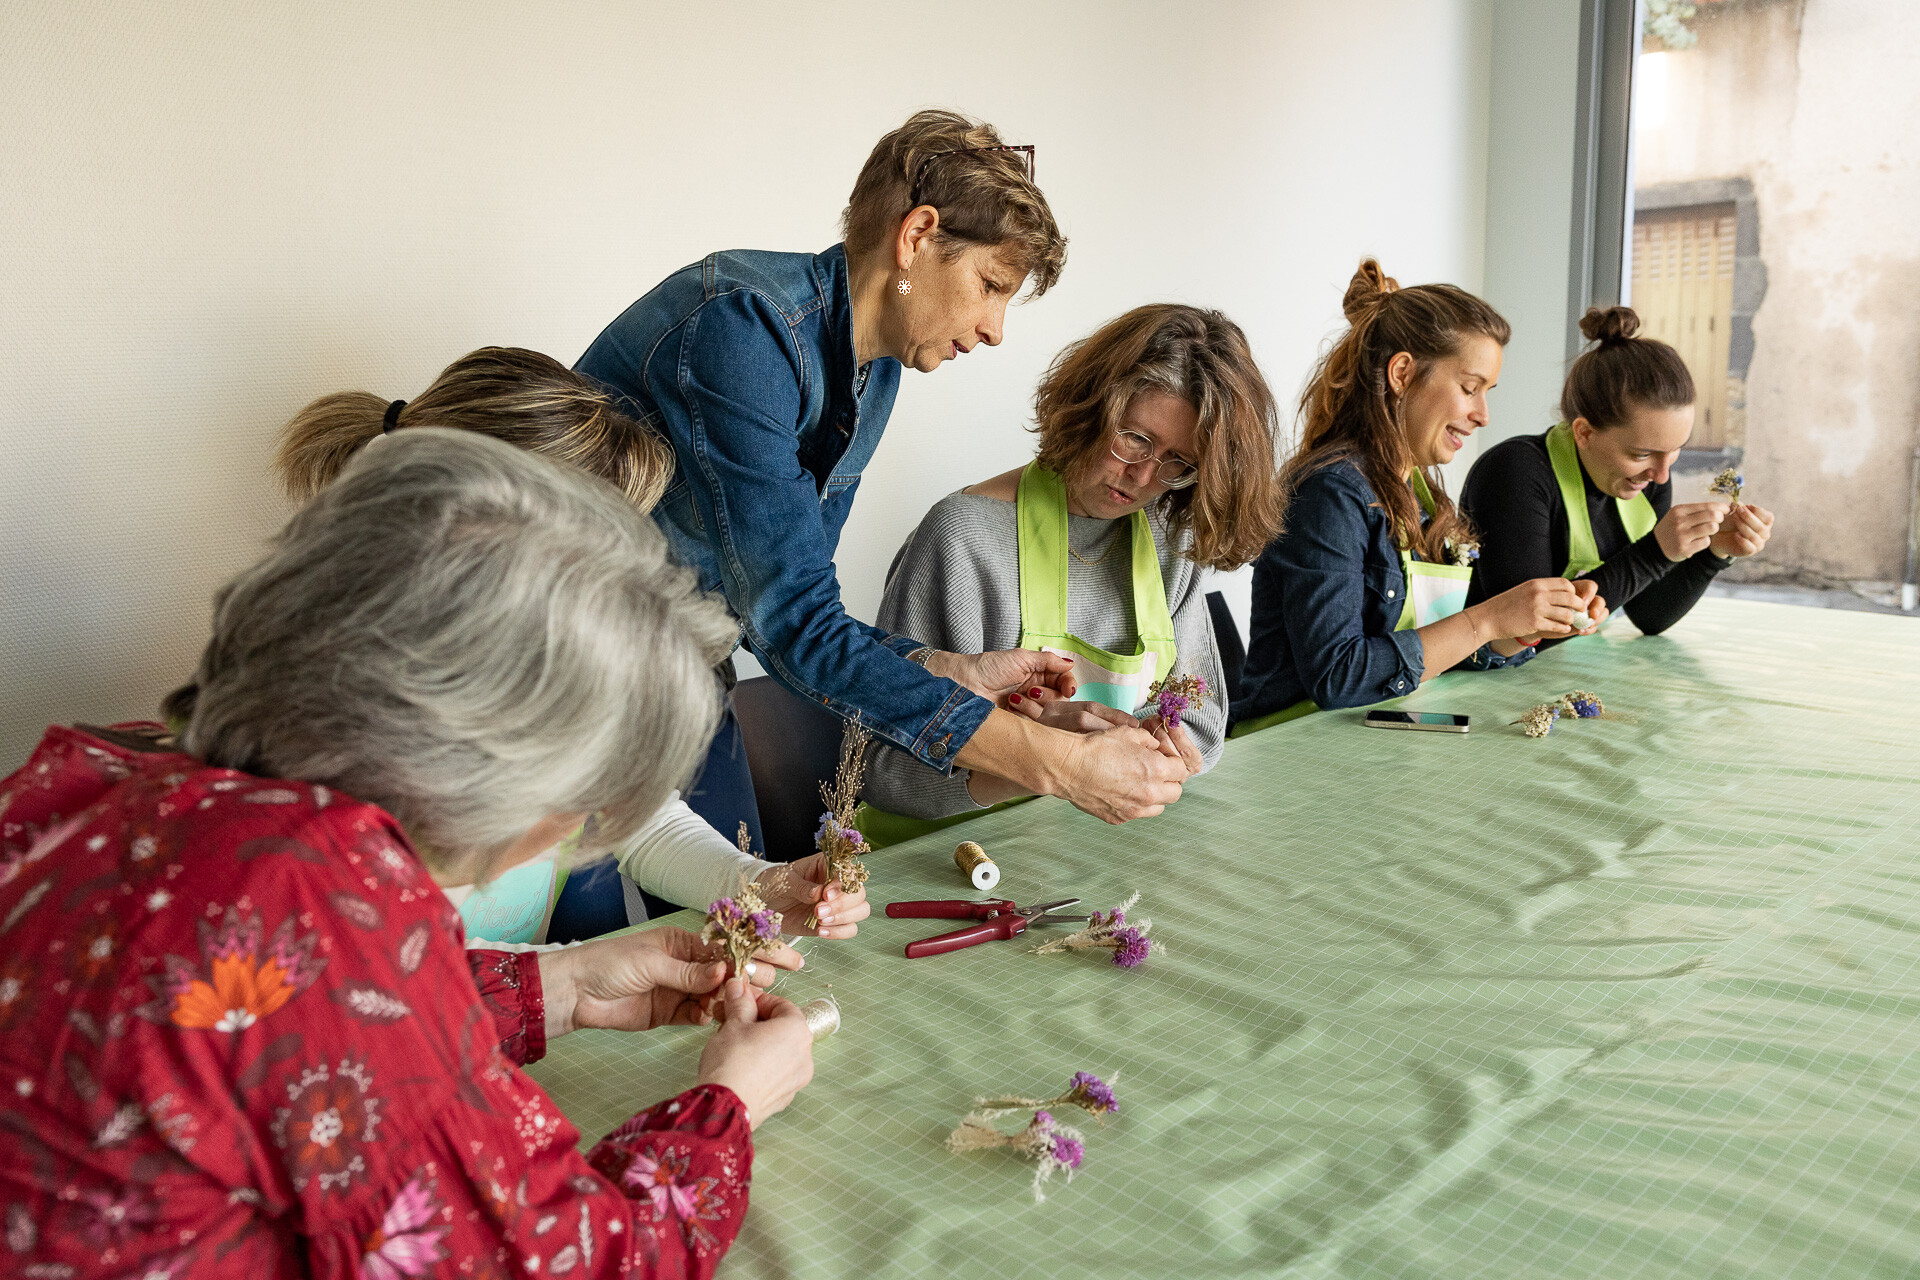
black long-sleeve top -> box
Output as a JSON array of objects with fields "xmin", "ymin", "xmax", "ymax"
[{"xmin": 1460, "ymin": 430, "xmax": 1730, "ymax": 638}]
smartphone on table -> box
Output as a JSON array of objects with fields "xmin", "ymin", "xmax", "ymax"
[{"xmin": 1363, "ymin": 710, "xmax": 1470, "ymax": 733}]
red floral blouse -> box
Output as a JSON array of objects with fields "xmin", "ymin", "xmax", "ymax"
[{"xmin": 0, "ymin": 724, "xmax": 753, "ymax": 1279}]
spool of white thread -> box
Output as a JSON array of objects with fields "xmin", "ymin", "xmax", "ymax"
[
  {"xmin": 800, "ymin": 995, "xmax": 840, "ymax": 1041},
  {"xmin": 954, "ymin": 840, "xmax": 1000, "ymax": 891}
]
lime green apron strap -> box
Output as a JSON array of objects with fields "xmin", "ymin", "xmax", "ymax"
[
  {"xmin": 1546, "ymin": 422, "xmax": 1656, "ymax": 576},
  {"xmin": 1227, "ymin": 698, "xmax": 1319, "ymax": 739},
  {"xmin": 1014, "ymin": 462, "xmax": 1178, "ymax": 713},
  {"xmin": 852, "ymin": 796, "xmax": 1036, "ymax": 850}
]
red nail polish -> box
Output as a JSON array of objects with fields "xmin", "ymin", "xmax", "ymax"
[
  {"xmin": 1009, "ymin": 693, "xmax": 1022, "ymax": 704},
  {"xmin": 1029, "ymin": 688, "xmax": 1043, "ymax": 697}
]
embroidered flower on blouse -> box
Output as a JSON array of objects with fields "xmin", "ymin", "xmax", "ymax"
[
  {"xmin": 621, "ymin": 1145, "xmax": 728, "ymax": 1251},
  {"xmin": 269, "ymin": 1057, "xmax": 383, "ymax": 1193},
  {"xmin": 136, "ymin": 906, "xmax": 326, "ymax": 1032},
  {"xmin": 75, "ymin": 1186, "xmax": 155, "ymax": 1246},
  {"xmin": 359, "ymin": 1174, "xmax": 451, "ymax": 1280}
]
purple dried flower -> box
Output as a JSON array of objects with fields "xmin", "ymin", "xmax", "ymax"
[
  {"xmin": 1032, "ymin": 1109, "xmax": 1053, "ymax": 1127},
  {"xmin": 1112, "ymin": 927, "xmax": 1152, "ymax": 969},
  {"xmin": 1144, "ymin": 674, "xmax": 1209, "ymax": 732},
  {"xmin": 1050, "ymin": 1135, "xmax": 1085, "ymax": 1169},
  {"xmin": 749, "ymin": 910, "xmax": 779, "ymax": 939},
  {"xmin": 1068, "ymin": 1072, "xmax": 1118, "ymax": 1114}
]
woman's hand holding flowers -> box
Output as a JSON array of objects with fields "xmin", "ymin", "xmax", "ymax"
[
  {"xmin": 696, "ymin": 977, "xmax": 815, "ymax": 1131},
  {"xmin": 753, "ymin": 853, "xmax": 871, "ymax": 940},
  {"xmin": 1709, "ymin": 502, "xmax": 1773, "ymax": 559},
  {"xmin": 539, "ymin": 925, "xmax": 798, "ymax": 1039},
  {"xmin": 1655, "ymin": 501, "xmax": 1728, "ymax": 562}
]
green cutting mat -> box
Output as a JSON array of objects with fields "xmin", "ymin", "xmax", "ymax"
[{"xmin": 526, "ymin": 598, "xmax": 1920, "ymax": 1279}]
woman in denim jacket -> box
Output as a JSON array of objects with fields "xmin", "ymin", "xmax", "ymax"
[
  {"xmin": 1233, "ymin": 260, "xmax": 1603, "ymax": 733},
  {"xmin": 575, "ymin": 110, "xmax": 1190, "ymax": 873}
]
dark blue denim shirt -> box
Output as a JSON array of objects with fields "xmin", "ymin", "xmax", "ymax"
[
  {"xmin": 576, "ymin": 244, "xmax": 990, "ymax": 770},
  {"xmin": 1235, "ymin": 460, "xmax": 1527, "ymax": 723}
]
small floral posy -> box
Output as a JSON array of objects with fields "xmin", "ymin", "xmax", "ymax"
[
  {"xmin": 974, "ymin": 1070, "xmax": 1120, "ymax": 1119},
  {"xmin": 1033, "ymin": 893, "xmax": 1160, "ymax": 968},
  {"xmin": 702, "ymin": 875, "xmax": 782, "ymax": 981},
  {"xmin": 1142, "ymin": 674, "xmax": 1208, "ymax": 732},
  {"xmin": 947, "ymin": 1107, "xmax": 1088, "ymax": 1202},
  {"xmin": 1561, "ymin": 690, "xmax": 1603, "ymax": 719},
  {"xmin": 1708, "ymin": 467, "xmax": 1744, "ymax": 505},
  {"xmin": 805, "ymin": 718, "xmax": 874, "ymax": 929},
  {"xmin": 1514, "ymin": 703, "xmax": 1562, "ymax": 738},
  {"xmin": 1447, "ymin": 535, "xmax": 1481, "ymax": 568}
]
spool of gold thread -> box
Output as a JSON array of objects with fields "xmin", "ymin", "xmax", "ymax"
[
  {"xmin": 954, "ymin": 840, "xmax": 999, "ymax": 891},
  {"xmin": 800, "ymin": 995, "xmax": 840, "ymax": 1041}
]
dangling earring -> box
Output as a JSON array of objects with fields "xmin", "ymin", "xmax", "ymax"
[{"xmin": 897, "ymin": 274, "xmax": 912, "ymax": 295}]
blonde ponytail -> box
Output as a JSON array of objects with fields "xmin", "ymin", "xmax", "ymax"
[
  {"xmin": 272, "ymin": 348, "xmax": 677, "ymax": 512},
  {"xmin": 276, "ymin": 391, "xmax": 391, "ymax": 500}
]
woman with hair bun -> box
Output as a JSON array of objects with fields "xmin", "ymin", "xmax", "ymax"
[
  {"xmin": 1460, "ymin": 305, "xmax": 1775, "ymax": 639},
  {"xmin": 1233, "ymin": 260, "xmax": 1598, "ymax": 733}
]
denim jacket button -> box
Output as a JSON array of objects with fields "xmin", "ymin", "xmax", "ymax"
[
  {"xmin": 929, "ymin": 741, "xmax": 947, "ymax": 760},
  {"xmin": 1387, "ymin": 588, "xmax": 1396, "ymax": 598}
]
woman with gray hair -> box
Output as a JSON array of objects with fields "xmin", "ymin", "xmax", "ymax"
[
  {"xmin": 0, "ymin": 429, "xmax": 811, "ymax": 1278},
  {"xmin": 273, "ymin": 345, "xmax": 874, "ymax": 944}
]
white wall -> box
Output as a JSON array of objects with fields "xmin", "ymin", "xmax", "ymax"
[
  {"xmin": 1478, "ymin": 0, "xmax": 1584, "ymax": 451},
  {"xmin": 1, "ymin": 0, "xmax": 1494, "ymax": 764}
]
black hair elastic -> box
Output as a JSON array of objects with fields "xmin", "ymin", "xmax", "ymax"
[{"xmin": 382, "ymin": 399, "xmax": 407, "ymax": 434}]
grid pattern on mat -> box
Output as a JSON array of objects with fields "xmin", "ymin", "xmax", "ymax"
[{"xmin": 526, "ymin": 598, "xmax": 1920, "ymax": 1280}]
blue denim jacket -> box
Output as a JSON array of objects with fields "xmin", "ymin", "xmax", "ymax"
[
  {"xmin": 1236, "ymin": 460, "xmax": 1527, "ymax": 722},
  {"xmin": 576, "ymin": 245, "xmax": 991, "ymax": 770}
]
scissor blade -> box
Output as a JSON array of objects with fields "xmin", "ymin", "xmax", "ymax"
[
  {"xmin": 1026, "ymin": 913, "xmax": 1089, "ymax": 928},
  {"xmin": 1019, "ymin": 897, "xmax": 1081, "ymax": 917}
]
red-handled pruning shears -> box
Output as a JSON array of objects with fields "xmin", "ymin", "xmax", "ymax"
[{"xmin": 885, "ymin": 898, "xmax": 1085, "ymax": 958}]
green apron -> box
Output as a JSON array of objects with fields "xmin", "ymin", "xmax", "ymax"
[
  {"xmin": 1230, "ymin": 470, "xmax": 1471, "ymax": 739},
  {"xmin": 858, "ymin": 463, "xmax": 1179, "ymax": 847},
  {"xmin": 1546, "ymin": 421, "xmax": 1656, "ymax": 576},
  {"xmin": 1014, "ymin": 462, "xmax": 1178, "ymax": 714}
]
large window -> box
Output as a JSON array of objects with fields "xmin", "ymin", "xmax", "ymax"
[{"xmin": 1629, "ymin": 202, "xmax": 1736, "ymax": 450}]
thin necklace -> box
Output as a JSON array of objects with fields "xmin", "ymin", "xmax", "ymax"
[{"xmin": 1069, "ymin": 530, "xmax": 1120, "ymax": 568}]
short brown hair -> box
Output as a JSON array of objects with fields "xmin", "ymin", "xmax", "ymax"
[
  {"xmin": 1561, "ymin": 305, "xmax": 1695, "ymax": 429},
  {"xmin": 1284, "ymin": 259, "xmax": 1511, "ymax": 564},
  {"xmin": 1031, "ymin": 305, "xmax": 1285, "ymax": 571},
  {"xmin": 275, "ymin": 347, "xmax": 676, "ymax": 510},
  {"xmin": 841, "ymin": 108, "xmax": 1066, "ymax": 298}
]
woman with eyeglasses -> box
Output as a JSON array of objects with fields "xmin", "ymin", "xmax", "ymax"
[
  {"xmin": 574, "ymin": 110, "xmax": 1189, "ymax": 889},
  {"xmin": 1232, "ymin": 260, "xmax": 1601, "ymax": 735},
  {"xmin": 859, "ymin": 305, "xmax": 1285, "ymax": 829}
]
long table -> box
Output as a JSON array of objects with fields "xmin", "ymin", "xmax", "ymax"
[{"xmin": 527, "ymin": 598, "xmax": 1920, "ymax": 1279}]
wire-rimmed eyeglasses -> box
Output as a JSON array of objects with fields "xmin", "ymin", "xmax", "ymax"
[{"xmin": 1111, "ymin": 428, "xmax": 1198, "ymax": 489}]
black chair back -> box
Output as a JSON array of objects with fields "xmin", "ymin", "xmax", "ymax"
[{"xmin": 1206, "ymin": 590, "xmax": 1246, "ymax": 706}]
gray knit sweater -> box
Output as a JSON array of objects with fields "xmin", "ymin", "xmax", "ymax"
[{"xmin": 867, "ymin": 490, "xmax": 1227, "ymax": 819}]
